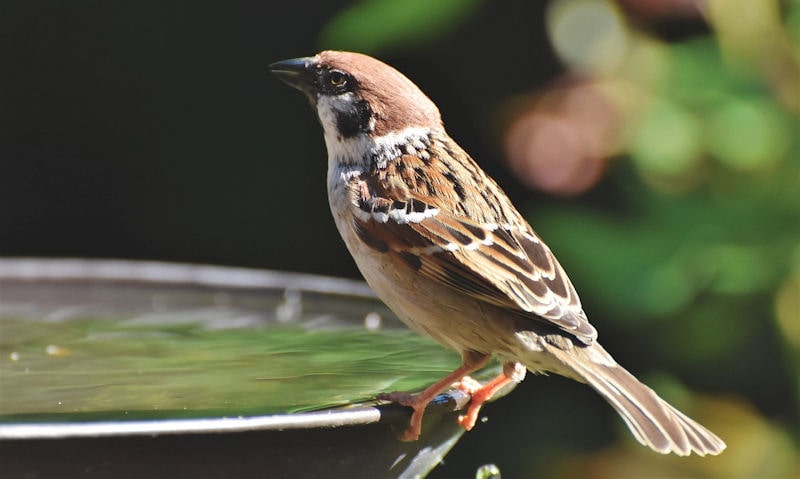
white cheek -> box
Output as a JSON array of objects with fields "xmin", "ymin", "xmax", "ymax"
[
  {"xmin": 317, "ymin": 93, "xmax": 372, "ymax": 164},
  {"xmin": 316, "ymin": 94, "xmax": 347, "ymax": 137}
]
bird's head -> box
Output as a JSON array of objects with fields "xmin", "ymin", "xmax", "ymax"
[{"xmin": 270, "ymin": 51, "xmax": 443, "ymax": 147}]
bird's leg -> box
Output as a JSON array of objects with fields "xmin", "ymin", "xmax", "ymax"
[
  {"xmin": 379, "ymin": 352, "xmax": 490, "ymax": 441},
  {"xmin": 455, "ymin": 361, "xmax": 526, "ymax": 431}
]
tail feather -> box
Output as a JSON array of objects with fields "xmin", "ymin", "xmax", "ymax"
[{"xmin": 542, "ymin": 343, "xmax": 726, "ymax": 456}]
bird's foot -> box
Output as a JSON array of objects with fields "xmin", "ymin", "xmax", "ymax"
[
  {"xmin": 376, "ymin": 354, "xmax": 494, "ymax": 441},
  {"xmin": 452, "ymin": 375, "xmax": 483, "ymax": 395},
  {"xmin": 376, "ymin": 390, "xmax": 416, "ymax": 407},
  {"xmin": 455, "ymin": 373, "xmax": 516, "ymax": 431},
  {"xmin": 377, "ymin": 391, "xmax": 426, "ymax": 441},
  {"xmin": 396, "ymin": 418, "xmax": 422, "ymax": 442}
]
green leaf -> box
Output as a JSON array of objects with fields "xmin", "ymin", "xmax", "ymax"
[{"xmin": 319, "ymin": 0, "xmax": 481, "ymax": 53}]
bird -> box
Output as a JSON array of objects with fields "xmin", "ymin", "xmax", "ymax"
[{"xmin": 269, "ymin": 50, "xmax": 726, "ymax": 456}]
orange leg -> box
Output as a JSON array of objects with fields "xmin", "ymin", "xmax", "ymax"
[
  {"xmin": 455, "ymin": 374, "xmax": 514, "ymax": 430},
  {"xmin": 379, "ymin": 352, "xmax": 490, "ymax": 441},
  {"xmin": 455, "ymin": 361, "xmax": 526, "ymax": 430}
]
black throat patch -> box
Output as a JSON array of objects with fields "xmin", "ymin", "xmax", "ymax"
[{"xmin": 335, "ymin": 99, "xmax": 372, "ymax": 138}]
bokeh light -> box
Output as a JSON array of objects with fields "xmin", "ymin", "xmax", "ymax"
[
  {"xmin": 501, "ymin": 79, "xmax": 616, "ymax": 195},
  {"xmin": 547, "ymin": 0, "xmax": 629, "ymax": 75}
]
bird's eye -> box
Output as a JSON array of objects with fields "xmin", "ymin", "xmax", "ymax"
[{"xmin": 328, "ymin": 70, "xmax": 348, "ymax": 88}]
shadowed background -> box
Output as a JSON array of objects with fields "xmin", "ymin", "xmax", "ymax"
[{"xmin": 2, "ymin": 0, "xmax": 798, "ymax": 477}]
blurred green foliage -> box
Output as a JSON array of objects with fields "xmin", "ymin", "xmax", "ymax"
[{"xmin": 319, "ymin": 0, "xmax": 481, "ymax": 53}]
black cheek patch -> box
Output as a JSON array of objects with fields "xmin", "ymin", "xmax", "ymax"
[{"xmin": 335, "ymin": 99, "xmax": 372, "ymax": 138}]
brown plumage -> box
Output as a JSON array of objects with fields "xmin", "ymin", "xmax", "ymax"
[
  {"xmin": 270, "ymin": 50, "xmax": 726, "ymax": 456},
  {"xmin": 350, "ymin": 134, "xmax": 597, "ymax": 343}
]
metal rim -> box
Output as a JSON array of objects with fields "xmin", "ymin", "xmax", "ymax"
[
  {"xmin": 0, "ymin": 392, "xmax": 472, "ymax": 440},
  {"xmin": 0, "ymin": 257, "xmax": 375, "ymax": 297}
]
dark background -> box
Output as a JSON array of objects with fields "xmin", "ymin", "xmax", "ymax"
[
  {"xmin": 2, "ymin": 1, "xmax": 798, "ymax": 477},
  {"xmin": 1, "ymin": 0, "xmax": 553, "ymax": 274}
]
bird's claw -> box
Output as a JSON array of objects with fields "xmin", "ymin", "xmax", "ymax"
[
  {"xmin": 376, "ymin": 390, "xmax": 416, "ymax": 406},
  {"xmin": 452, "ymin": 375, "xmax": 483, "ymax": 395}
]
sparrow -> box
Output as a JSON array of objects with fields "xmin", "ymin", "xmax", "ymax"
[{"xmin": 269, "ymin": 51, "xmax": 726, "ymax": 456}]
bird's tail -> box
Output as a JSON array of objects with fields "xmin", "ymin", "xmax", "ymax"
[{"xmin": 541, "ymin": 342, "xmax": 726, "ymax": 456}]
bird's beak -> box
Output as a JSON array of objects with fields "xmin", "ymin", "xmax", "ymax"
[{"xmin": 269, "ymin": 57, "xmax": 316, "ymax": 95}]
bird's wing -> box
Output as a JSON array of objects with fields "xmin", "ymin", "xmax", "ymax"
[{"xmin": 349, "ymin": 154, "xmax": 597, "ymax": 343}]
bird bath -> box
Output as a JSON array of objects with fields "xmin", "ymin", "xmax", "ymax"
[{"xmin": 0, "ymin": 258, "xmax": 512, "ymax": 478}]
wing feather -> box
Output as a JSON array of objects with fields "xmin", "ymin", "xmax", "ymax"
[{"xmin": 353, "ymin": 189, "xmax": 597, "ymax": 343}]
